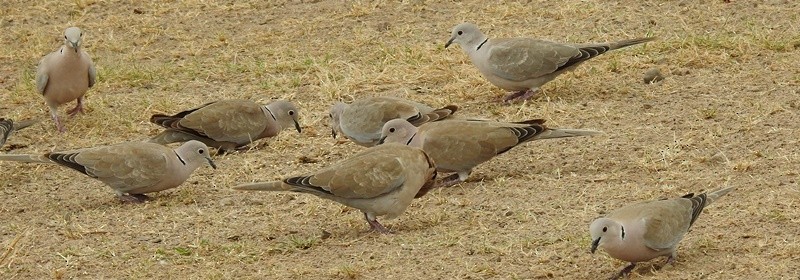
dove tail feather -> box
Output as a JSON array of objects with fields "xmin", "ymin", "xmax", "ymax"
[
  {"xmin": 149, "ymin": 114, "xmax": 183, "ymax": 129},
  {"xmin": 46, "ymin": 152, "xmax": 90, "ymax": 176},
  {"xmin": 232, "ymin": 181, "xmax": 293, "ymax": 192},
  {"xmin": 706, "ymin": 187, "xmax": 735, "ymax": 204},
  {"xmin": 686, "ymin": 187, "xmax": 734, "ymax": 227},
  {"xmin": 608, "ymin": 37, "xmax": 657, "ymax": 50},
  {"xmin": 559, "ymin": 37, "xmax": 655, "ymax": 71},
  {"xmin": 0, "ymin": 153, "xmax": 51, "ymax": 163},
  {"xmin": 12, "ymin": 119, "xmax": 38, "ymax": 131},
  {"xmin": 533, "ymin": 128, "xmax": 602, "ymax": 140},
  {"xmin": 432, "ymin": 105, "xmax": 459, "ymax": 120},
  {"xmin": 0, "ymin": 119, "xmax": 12, "ymax": 145}
]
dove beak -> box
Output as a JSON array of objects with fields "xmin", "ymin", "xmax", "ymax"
[
  {"xmin": 378, "ymin": 136, "xmax": 386, "ymax": 145},
  {"xmin": 590, "ymin": 237, "xmax": 600, "ymax": 254},
  {"xmin": 206, "ymin": 157, "xmax": 217, "ymax": 169},
  {"xmin": 445, "ymin": 36, "xmax": 455, "ymax": 48},
  {"xmin": 293, "ymin": 120, "xmax": 302, "ymax": 133},
  {"xmin": 331, "ymin": 128, "xmax": 337, "ymax": 139}
]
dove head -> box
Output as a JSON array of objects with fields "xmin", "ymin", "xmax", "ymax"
[
  {"xmin": 266, "ymin": 100, "xmax": 302, "ymax": 133},
  {"xmin": 445, "ymin": 22, "xmax": 486, "ymax": 50},
  {"xmin": 64, "ymin": 27, "xmax": 83, "ymax": 51},
  {"xmin": 176, "ymin": 140, "xmax": 217, "ymax": 170},
  {"xmin": 328, "ymin": 102, "xmax": 346, "ymax": 139},
  {"xmin": 589, "ymin": 218, "xmax": 624, "ymax": 254},
  {"xmin": 378, "ymin": 118, "xmax": 417, "ymax": 145}
]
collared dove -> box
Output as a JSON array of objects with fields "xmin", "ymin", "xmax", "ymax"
[
  {"xmin": 0, "ymin": 140, "xmax": 216, "ymax": 202},
  {"xmin": 379, "ymin": 118, "xmax": 600, "ymax": 188},
  {"xmin": 589, "ymin": 187, "xmax": 735, "ymax": 278},
  {"xmin": 0, "ymin": 118, "xmax": 38, "ymax": 148},
  {"xmin": 35, "ymin": 27, "xmax": 97, "ymax": 132},
  {"xmin": 233, "ymin": 142, "xmax": 436, "ymax": 233},
  {"xmin": 329, "ymin": 96, "xmax": 458, "ymax": 147},
  {"xmin": 445, "ymin": 22, "xmax": 655, "ymax": 102},
  {"xmin": 149, "ymin": 99, "xmax": 301, "ymax": 153}
]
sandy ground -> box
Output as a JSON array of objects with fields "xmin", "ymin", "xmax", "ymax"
[{"xmin": 1, "ymin": 0, "xmax": 799, "ymax": 279}]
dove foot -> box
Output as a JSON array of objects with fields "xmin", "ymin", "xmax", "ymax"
[
  {"xmin": 365, "ymin": 213, "xmax": 391, "ymax": 234},
  {"xmin": 610, "ymin": 263, "xmax": 636, "ymax": 279},
  {"xmin": 52, "ymin": 117, "xmax": 66, "ymax": 133},
  {"xmin": 67, "ymin": 98, "xmax": 85, "ymax": 117},
  {"xmin": 118, "ymin": 194, "xmax": 150, "ymax": 203},
  {"xmin": 415, "ymin": 178, "xmax": 438, "ymax": 198},
  {"xmin": 503, "ymin": 89, "xmax": 539, "ymax": 103},
  {"xmin": 435, "ymin": 173, "xmax": 464, "ymax": 188}
]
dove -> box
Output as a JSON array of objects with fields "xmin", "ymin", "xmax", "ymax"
[
  {"xmin": 149, "ymin": 99, "xmax": 301, "ymax": 153},
  {"xmin": 0, "ymin": 119, "xmax": 13, "ymax": 148},
  {"xmin": 379, "ymin": 118, "xmax": 599, "ymax": 188},
  {"xmin": 35, "ymin": 27, "xmax": 97, "ymax": 132},
  {"xmin": 329, "ymin": 96, "xmax": 458, "ymax": 147},
  {"xmin": 445, "ymin": 22, "xmax": 655, "ymax": 102},
  {"xmin": 233, "ymin": 142, "xmax": 436, "ymax": 233},
  {"xmin": 589, "ymin": 187, "xmax": 735, "ymax": 279},
  {"xmin": 0, "ymin": 140, "xmax": 216, "ymax": 202},
  {"xmin": 0, "ymin": 118, "xmax": 37, "ymax": 148}
]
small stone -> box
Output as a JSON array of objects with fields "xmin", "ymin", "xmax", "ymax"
[
  {"xmin": 643, "ymin": 68, "xmax": 665, "ymax": 84},
  {"xmin": 219, "ymin": 197, "xmax": 234, "ymax": 206}
]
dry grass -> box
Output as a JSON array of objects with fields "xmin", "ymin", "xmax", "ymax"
[{"xmin": 1, "ymin": 0, "xmax": 799, "ymax": 279}]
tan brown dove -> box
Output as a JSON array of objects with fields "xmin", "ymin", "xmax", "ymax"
[
  {"xmin": 329, "ymin": 96, "xmax": 457, "ymax": 147},
  {"xmin": 150, "ymin": 99, "xmax": 301, "ymax": 153},
  {"xmin": 233, "ymin": 142, "xmax": 436, "ymax": 233},
  {"xmin": 445, "ymin": 22, "xmax": 655, "ymax": 102},
  {"xmin": 589, "ymin": 187, "xmax": 734, "ymax": 278},
  {"xmin": 0, "ymin": 140, "xmax": 216, "ymax": 202},
  {"xmin": 35, "ymin": 27, "xmax": 97, "ymax": 132},
  {"xmin": 379, "ymin": 118, "xmax": 599, "ymax": 188}
]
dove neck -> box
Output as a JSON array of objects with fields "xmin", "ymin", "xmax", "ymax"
[{"xmin": 476, "ymin": 38, "xmax": 489, "ymax": 51}]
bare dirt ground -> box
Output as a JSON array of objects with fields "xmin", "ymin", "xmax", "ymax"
[{"xmin": 1, "ymin": 0, "xmax": 799, "ymax": 279}]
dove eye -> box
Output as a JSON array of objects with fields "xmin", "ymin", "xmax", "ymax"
[
  {"xmin": 389, "ymin": 128, "xmax": 396, "ymax": 133},
  {"xmin": 602, "ymin": 227, "xmax": 607, "ymax": 232},
  {"xmin": 288, "ymin": 110, "xmax": 295, "ymax": 116},
  {"xmin": 457, "ymin": 31, "xmax": 463, "ymax": 35},
  {"xmin": 198, "ymin": 149, "xmax": 205, "ymax": 154},
  {"xmin": 64, "ymin": 36, "xmax": 67, "ymax": 39}
]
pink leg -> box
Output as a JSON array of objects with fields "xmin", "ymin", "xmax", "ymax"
[
  {"xmin": 364, "ymin": 213, "xmax": 390, "ymax": 234},
  {"xmin": 49, "ymin": 108, "xmax": 66, "ymax": 133},
  {"xmin": 118, "ymin": 194, "xmax": 150, "ymax": 203},
  {"xmin": 435, "ymin": 173, "xmax": 465, "ymax": 188},
  {"xmin": 611, "ymin": 263, "xmax": 636, "ymax": 279},
  {"xmin": 67, "ymin": 97, "xmax": 85, "ymax": 116},
  {"xmin": 503, "ymin": 88, "xmax": 540, "ymax": 103}
]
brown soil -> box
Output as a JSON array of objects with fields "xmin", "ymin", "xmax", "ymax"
[{"xmin": 1, "ymin": 0, "xmax": 798, "ymax": 279}]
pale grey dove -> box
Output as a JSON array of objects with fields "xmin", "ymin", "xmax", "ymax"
[
  {"xmin": 329, "ymin": 96, "xmax": 458, "ymax": 147},
  {"xmin": 589, "ymin": 187, "xmax": 735, "ymax": 279},
  {"xmin": 379, "ymin": 118, "xmax": 599, "ymax": 188},
  {"xmin": 149, "ymin": 99, "xmax": 301, "ymax": 153},
  {"xmin": 445, "ymin": 22, "xmax": 655, "ymax": 102},
  {"xmin": 0, "ymin": 118, "xmax": 38, "ymax": 148},
  {"xmin": 35, "ymin": 27, "xmax": 97, "ymax": 132},
  {"xmin": 233, "ymin": 142, "xmax": 436, "ymax": 233},
  {"xmin": 0, "ymin": 140, "xmax": 216, "ymax": 202}
]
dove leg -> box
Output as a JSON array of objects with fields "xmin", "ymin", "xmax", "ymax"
[
  {"xmin": 118, "ymin": 194, "xmax": 150, "ymax": 203},
  {"xmin": 612, "ymin": 263, "xmax": 637, "ymax": 279},
  {"xmin": 364, "ymin": 213, "xmax": 390, "ymax": 234},
  {"xmin": 67, "ymin": 97, "xmax": 85, "ymax": 116},
  {"xmin": 503, "ymin": 88, "xmax": 540, "ymax": 103},
  {"xmin": 48, "ymin": 105, "xmax": 66, "ymax": 133},
  {"xmin": 436, "ymin": 171, "xmax": 470, "ymax": 188},
  {"xmin": 415, "ymin": 178, "xmax": 438, "ymax": 198}
]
